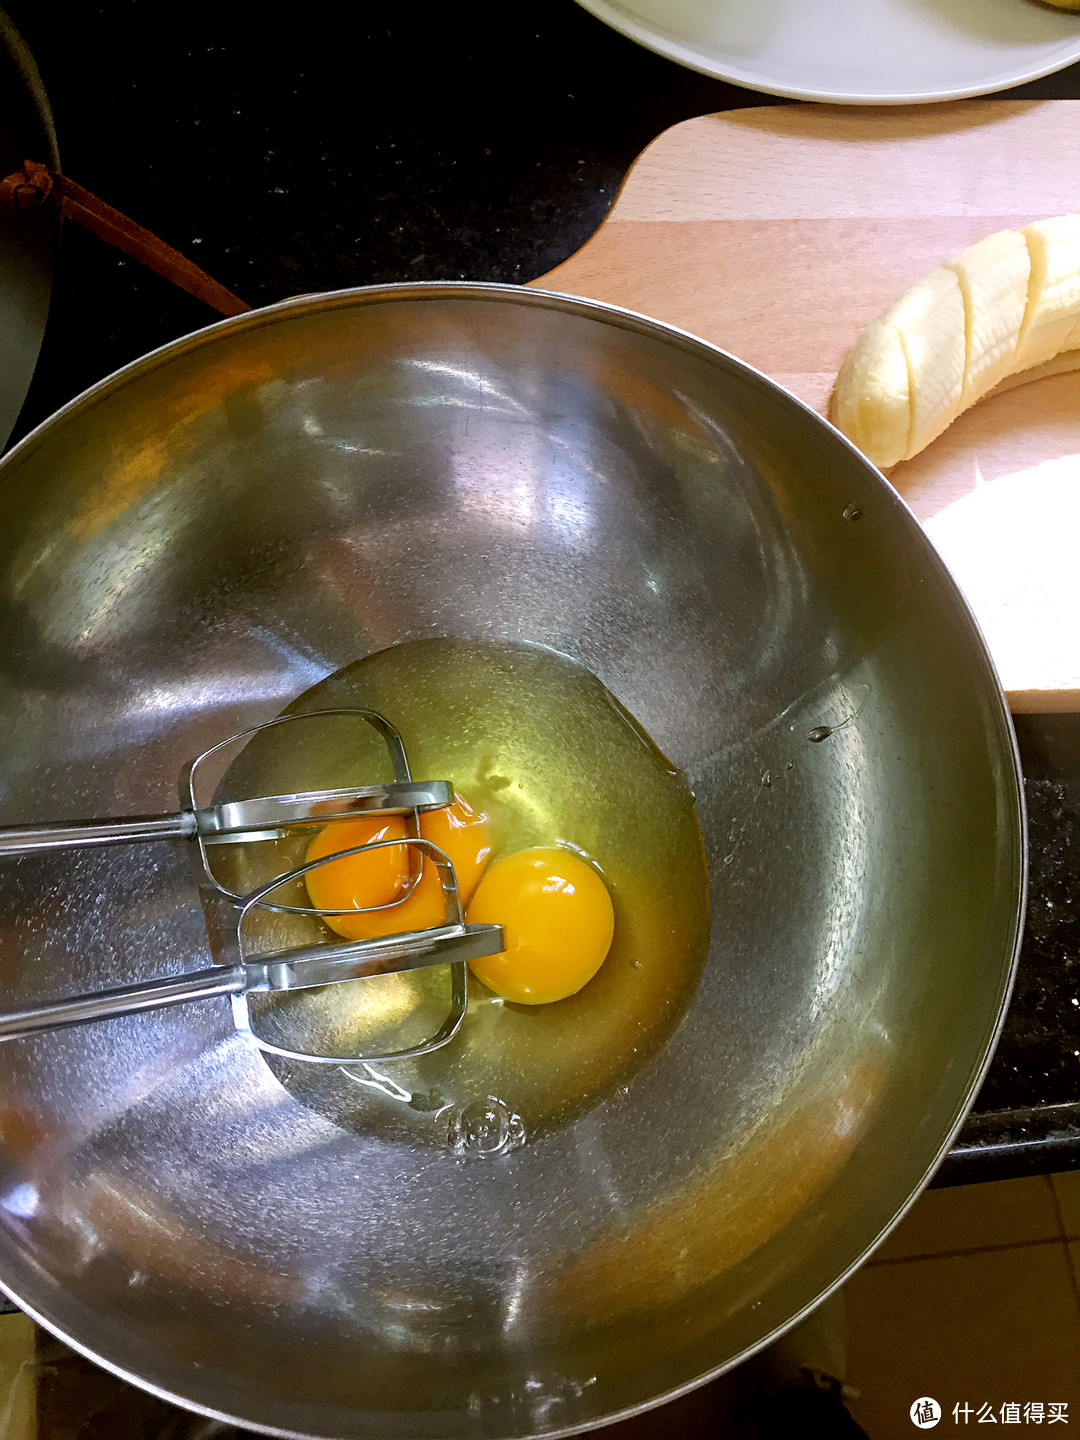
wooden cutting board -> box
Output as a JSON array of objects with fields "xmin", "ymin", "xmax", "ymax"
[{"xmin": 533, "ymin": 100, "xmax": 1080, "ymax": 714}]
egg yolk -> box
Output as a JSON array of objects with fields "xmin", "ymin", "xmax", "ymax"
[
  {"xmin": 305, "ymin": 793, "xmax": 491, "ymax": 940},
  {"xmin": 465, "ymin": 847, "xmax": 614, "ymax": 1005}
]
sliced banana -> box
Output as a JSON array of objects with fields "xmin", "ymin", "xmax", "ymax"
[
  {"xmin": 1016, "ymin": 214, "xmax": 1080, "ymax": 371},
  {"xmin": 830, "ymin": 213, "xmax": 1080, "ymax": 468},
  {"xmin": 897, "ymin": 266, "xmax": 966, "ymax": 461},
  {"xmin": 831, "ymin": 266, "xmax": 964, "ymax": 468},
  {"xmin": 947, "ymin": 229, "xmax": 1029, "ymax": 405},
  {"xmin": 831, "ymin": 320, "xmax": 910, "ymax": 470}
]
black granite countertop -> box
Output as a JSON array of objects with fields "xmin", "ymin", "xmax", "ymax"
[{"xmin": 2, "ymin": 0, "xmax": 1079, "ymax": 1184}]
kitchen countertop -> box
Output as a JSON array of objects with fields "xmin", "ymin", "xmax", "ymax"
[{"xmin": 1, "ymin": 0, "xmax": 1078, "ymax": 1186}]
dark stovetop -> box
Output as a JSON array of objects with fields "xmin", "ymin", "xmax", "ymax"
[{"xmin": 2, "ymin": 0, "xmax": 1079, "ymax": 1185}]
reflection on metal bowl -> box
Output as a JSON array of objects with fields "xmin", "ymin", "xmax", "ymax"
[
  {"xmin": 0, "ymin": 285, "xmax": 1023, "ymax": 1438},
  {"xmin": 0, "ymin": 7, "xmax": 57, "ymax": 450}
]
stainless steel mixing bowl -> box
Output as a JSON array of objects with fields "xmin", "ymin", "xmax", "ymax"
[{"xmin": 0, "ymin": 284, "xmax": 1023, "ymax": 1437}]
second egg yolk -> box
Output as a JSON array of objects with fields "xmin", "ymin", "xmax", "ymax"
[
  {"xmin": 305, "ymin": 793, "xmax": 491, "ymax": 940},
  {"xmin": 465, "ymin": 847, "xmax": 615, "ymax": 1005}
]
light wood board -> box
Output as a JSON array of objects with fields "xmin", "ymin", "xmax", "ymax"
[{"xmin": 533, "ymin": 100, "xmax": 1080, "ymax": 713}]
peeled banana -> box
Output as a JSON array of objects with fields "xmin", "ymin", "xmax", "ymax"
[{"xmin": 829, "ymin": 215, "xmax": 1080, "ymax": 468}]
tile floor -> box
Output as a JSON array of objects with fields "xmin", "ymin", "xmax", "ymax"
[
  {"xmin": 0, "ymin": 1172, "xmax": 1077, "ymax": 1437},
  {"xmin": 845, "ymin": 1171, "xmax": 1080, "ymax": 1438}
]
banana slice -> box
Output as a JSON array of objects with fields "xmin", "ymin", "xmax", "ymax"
[
  {"xmin": 831, "ymin": 319, "xmax": 910, "ymax": 470},
  {"xmin": 1016, "ymin": 214, "xmax": 1080, "ymax": 371},
  {"xmin": 947, "ymin": 229, "xmax": 1029, "ymax": 404},
  {"xmin": 831, "ymin": 213, "xmax": 1080, "ymax": 468},
  {"xmin": 831, "ymin": 265, "xmax": 964, "ymax": 466},
  {"xmin": 898, "ymin": 267, "xmax": 966, "ymax": 460}
]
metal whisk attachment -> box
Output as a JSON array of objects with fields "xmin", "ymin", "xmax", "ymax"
[
  {"xmin": 0, "ymin": 837, "xmax": 500, "ymax": 1061},
  {"xmin": 0, "ymin": 709, "xmax": 450, "ymax": 880},
  {"xmin": 0, "ymin": 709, "xmax": 503, "ymax": 1061}
]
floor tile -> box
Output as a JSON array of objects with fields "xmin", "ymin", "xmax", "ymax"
[
  {"xmin": 846, "ymin": 1242, "xmax": 1080, "ymax": 1440},
  {"xmin": 871, "ymin": 1175, "xmax": 1062, "ymax": 1263},
  {"xmin": 0, "ymin": 1312, "xmax": 37, "ymax": 1440},
  {"xmin": 1053, "ymin": 1170, "xmax": 1080, "ymax": 1239}
]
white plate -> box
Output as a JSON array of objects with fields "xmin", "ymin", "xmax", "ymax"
[{"xmin": 574, "ymin": 0, "xmax": 1080, "ymax": 103}]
